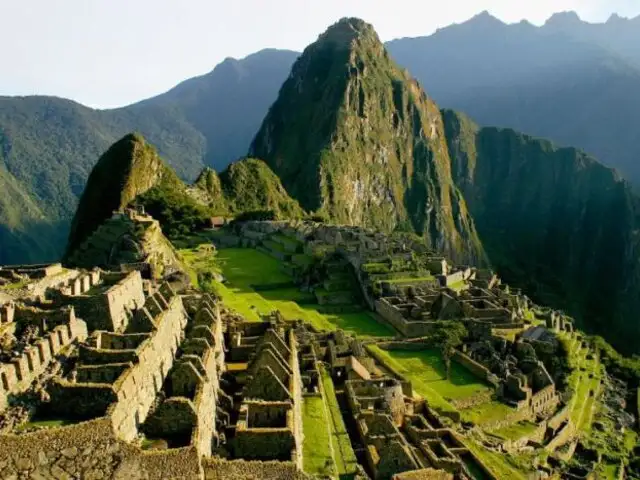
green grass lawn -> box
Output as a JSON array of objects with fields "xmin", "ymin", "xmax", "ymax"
[
  {"xmin": 16, "ymin": 418, "xmax": 73, "ymax": 432},
  {"xmin": 489, "ymin": 421, "xmax": 538, "ymax": 441},
  {"xmin": 320, "ymin": 366, "xmax": 358, "ymax": 477},
  {"xmin": 459, "ymin": 401, "xmax": 517, "ymax": 426},
  {"xmin": 216, "ymin": 248, "xmax": 291, "ymax": 286},
  {"xmin": 302, "ymin": 396, "xmax": 335, "ymax": 476},
  {"xmin": 371, "ymin": 347, "xmax": 492, "ymax": 400},
  {"xmin": 183, "ymin": 246, "xmax": 395, "ymax": 336}
]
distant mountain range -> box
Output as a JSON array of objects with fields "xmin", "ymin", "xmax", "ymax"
[
  {"xmin": 1, "ymin": 10, "xmax": 640, "ymax": 266},
  {"xmin": 59, "ymin": 16, "xmax": 640, "ymax": 356}
]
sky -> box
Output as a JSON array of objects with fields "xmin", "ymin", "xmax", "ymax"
[{"xmin": 2, "ymin": 0, "xmax": 639, "ymax": 109}]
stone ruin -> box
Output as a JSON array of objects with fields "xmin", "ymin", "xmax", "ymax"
[
  {"xmin": 344, "ymin": 378, "xmax": 496, "ymax": 480},
  {"xmin": 218, "ymin": 317, "xmax": 303, "ymax": 466},
  {"xmin": 0, "ymin": 263, "xmax": 313, "ymax": 479}
]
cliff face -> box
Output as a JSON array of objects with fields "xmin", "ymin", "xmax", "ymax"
[
  {"xmin": 250, "ymin": 18, "xmax": 484, "ymax": 263},
  {"xmin": 444, "ymin": 110, "xmax": 640, "ymax": 353},
  {"xmin": 65, "ymin": 133, "xmax": 171, "ymax": 256}
]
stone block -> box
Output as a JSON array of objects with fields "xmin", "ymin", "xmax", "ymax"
[
  {"xmin": 0, "ymin": 364, "xmax": 18, "ymax": 392},
  {"xmin": 81, "ymin": 275, "xmax": 91, "ymax": 293},
  {"xmin": 24, "ymin": 346, "xmax": 42, "ymax": 374},
  {"xmin": 10, "ymin": 355, "xmax": 30, "ymax": 383},
  {"xmin": 55, "ymin": 325, "xmax": 70, "ymax": 346},
  {"xmin": 48, "ymin": 330, "xmax": 62, "ymax": 356},
  {"xmin": 37, "ymin": 339, "xmax": 52, "ymax": 366}
]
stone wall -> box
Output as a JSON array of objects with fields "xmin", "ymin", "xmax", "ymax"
[
  {"xmin": 108, "ymin": 295, "xmax": 187, "ymax": 441},
  {"xmin": 545, "ymin": 420, "xmax": 575, "ymax": 452},
  {"xmin": 105, "ymin": 271, "xmax": 146, "ymax": 331},
  {"xmin": 202, "ymin": 458, "xmax": 310, "ymax": 479},
  {"xmin": 0, "ymin": 315, "xmax": 88, "ymax": 411},
  {"xmin": 67, "ymin": 271, "xmax": 145, "ymax": 331},
  {"xmin": 0, "ymin": 302, "xmax": 14, "ymax": 324},
  {"xmin": 1, "ymin": 263, "xmax": 63, "ymax": 279},
  {"xmin": 375, "ymin": 298, "xmax": 435, "ymax": 337},
  {"xmin": 452, "ymin": 350, "xmax": 500, "ymax": 388},
  {"xmin": 0, "ymin": 417, "xmax": 204, "ymax": 479}
]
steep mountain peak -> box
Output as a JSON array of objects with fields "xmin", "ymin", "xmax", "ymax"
[
  {"xmin": 318, "ymin": 17, "xmax": 378, "ymax": 48},
  {"xmin": 250, "ymin": 21, "xmax": 486, "ymax": 263},
  {"xmin": 65, "ymin": 132, "xmax": 172, "ymax": 257}
]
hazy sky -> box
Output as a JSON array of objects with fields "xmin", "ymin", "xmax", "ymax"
[{"xmin": 2, "ymin": 0, "xmax": 639, "ymax": 108}]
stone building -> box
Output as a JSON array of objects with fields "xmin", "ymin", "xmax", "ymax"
[{"xmin": 344, "ymin": 378, "xmax": 495, "ymax": 480}]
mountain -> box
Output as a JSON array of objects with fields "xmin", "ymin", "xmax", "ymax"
[
  {"xmin": 145, "ymin": 49, "xmax": 300, "ymax": 170},
  {"xmin": 250, "ymin": 18, "xmax": 485, "ymax": 264},
  {"xmin": 542, "ymin": 11, "xmax": 640, "ymax": 66},
  {"xmin": 66, "ymin": 132, "xmax": 303, "ymax": 253},
  {"xmin": 188, "ymin": 159, "xmax": 305, "ymax": 219},
  {"xmin": 385, "ymin": 11, "xmax": 640, "ymax": 185},
  {"xmin": 0, "ymin": 49, "xmax": 297, "ymax": 264},
  {"xmin": 444, "ymin": 110, "xmax": 640, "ymax": 354},
  {"xmin": 65, "ymin": 133, "xmax": 179, "ymax": 255},
  {"xmin": 216, "ymin": 158, "xmax": 304, "ymax": 218}
]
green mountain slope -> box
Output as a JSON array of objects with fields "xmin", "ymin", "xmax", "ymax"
[
  {"xmin": 0, "ymin": 50, "xmax": 298, "ymax": 264},
  {"xmin": 65, "ymin": 133, "xmax": 177, "ymax": 255},
  {"xmin": 218, "ymin": 158, "xmax": 304, "ymax": 218},
  {"xmin": 250, "ymin": 18, "xmax": 485, "ymax": 264},
  {"xmin": 444, "ymin": 110, "xmax": 640, "ymax": 354},
  {"xmin": 385, "ymin": 11, "xmax": 640, "ymax": 185},
  {"xmin": 0, "ymin": 164, "xmax": 64, "ymax": 265}
]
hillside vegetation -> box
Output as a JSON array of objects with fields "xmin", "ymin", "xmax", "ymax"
[
  {"xmin": 444, "ymin": 109, "xmax": 640, "ymax": 354},
  {"xmin": 250, "ymin": 18, "xmax": 485, "ymax": 265}
]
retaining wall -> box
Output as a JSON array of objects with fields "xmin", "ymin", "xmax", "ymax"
[
  {"xmin": 0, "ymin": 315, "xmax": 88, "ymax": 410},
  {"xmin": 0, "ymin": 417, "xmax": 204, "ymax": 479},
  {"xmin": 452, "ymin": 350, "xmax": 500, "ymax": 388},
  {"xmin": 108, "ymin": 295, "xmax": 187, "ymax": 441}
]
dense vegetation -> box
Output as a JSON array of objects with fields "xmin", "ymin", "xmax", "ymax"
[
  {"xmin": 217, "ymin": 158, "xmax": 304, "ymax": 219},
  {"xmin": 444, "ymin": 109, "xmax": 640, "ymax": 354},
  {"xmin": 250, "ymin": 18, "xmax": 485, "ymax": 264},
  {"xmin": 65, "ymin": 133, "xmax": 176, "ymax": 255},
  {"xmin": 136, "ymin": 185, "xmax": 213, "ymax": 238}
]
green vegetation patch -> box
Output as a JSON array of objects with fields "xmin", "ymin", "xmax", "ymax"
[
  {"xmin": 459, "ymin": 401, "xmax": 517, "ymax": 426},
  {"xmin": 16, "ymin": 418, "xmax": 74, "ymax": 432},
  {"xmin": 217, "ymin": 248, "xmax": 291, "ymax": 286},
  {"xmin": 382, "ymin": 275, "xmax": 435, "ymax": 285},
  {"xmin": 319, "ymin": 366, "xmax": 358, "ymax": 476},
  {"xmin": 489, "ymin": 421, "xmax": 538, "ymax": 441},
  {"xmin": 183, "ymin": 246, "xmax": 395, "ymax": 336},
  {"xmin": 371, "ymin": 347, "xmax": 491, "ymax": 400},
  {"xmin": 302, "ymin": 396, "xmax": 335, "ymax": 476},
  {"xmin": 366, "ymin": 345, "xmax": 457, "ymax": 417}
]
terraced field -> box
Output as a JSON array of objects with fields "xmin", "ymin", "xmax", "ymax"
[
  {"xmin": 181, "ymin": 244, "xmax": 395, "ymax": 337},
  {"xmin": 367, "ymin": 345, "xmax": 499, "ymax": 420},
  {"xmin": 302, "ymin": 396, "xmax": 335, "ymax": 476},
  {"xmin": 319, "ymin": 366, "xmax": 359, "ymax": 478}
]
